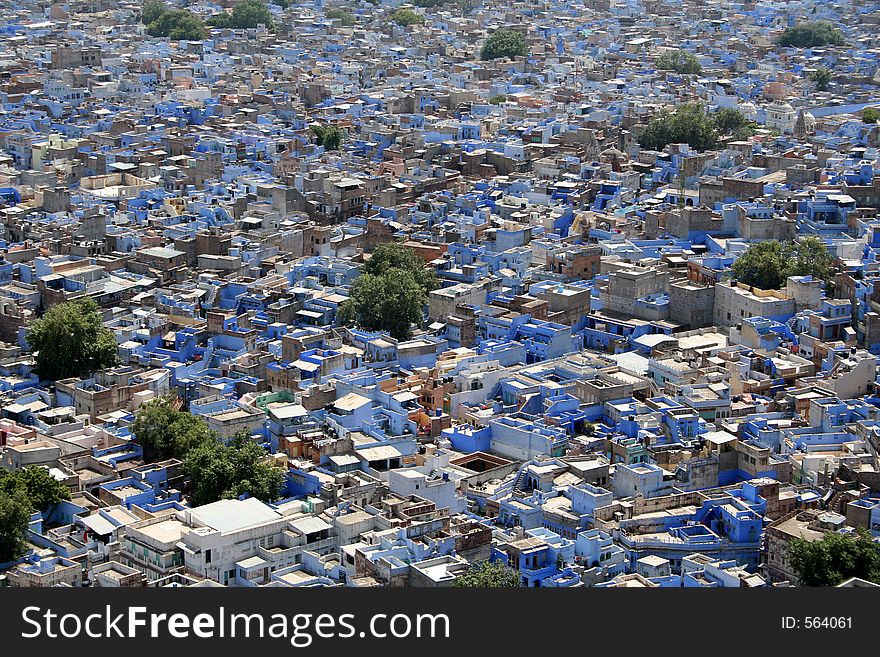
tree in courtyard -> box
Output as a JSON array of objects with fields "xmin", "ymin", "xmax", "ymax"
[
  {"xmin": 310, "ymin": 124, "xmax": 345, "ymax": 150},
  {"xmin": 809, "ymin": 67, "xmax": 833, "ymax": 91},
  {"xmin": 637, "ymin": 103, "xmax": 719, "ymax": 152},
  {"xmin": 454, "ymin": 561, "xmax": 521, "ymax": 587},
  {"xmin": 0, "ymin": 485, "xmax": 31, "ymax": 563},
  {"xmin": 337, "ymin": 270, "xmax": 427, "ymax": 340},
  {"xmin": 360, "ymin": 242, "xmax": 438, "ymax": 296},
  {"xmin": 480, "ymin": 28, "xmax": 528, "ymax": 61},
  {"xmin": 731, "ymin": 237, "xmax": 835, "ymax": 290},
  {"xmin": 730, "ymin": 240, "xmax": 789, "ymax": 290},
  {"xmin": 26, "ymin": 298, "xmax": 120, "ymax": 381},
  {"xmin": 131, "ymin": 396, "xmax": 214, "ymax": 461},
  {"xmin": 712, "ymin": 107, "xmax": 757, "ymax": 140},
  {"xmin": 0, "ymin": 467, "xmax": 71, "ymax": 513},
  {"xmin": 786, "ymin": 236, "xmax": 835, "ymax": 282},
  {"xmin": 324, "ymin": 7, "xmax": 356, "ymax": 25},
  {"xmin": 141, "ymin": 0, "xmax": 167, "ymax": 24},
  {"xmin": 142, "ymin": 1, "xmax": 208, "ymax": 40},
  {"xmin": 655, "ymin": 50, "xmax": 702, "ymax": 75},
  {"xmin": 209, "ymin": 0, "xmax": 274, "ymax": 29},
  {"xmin": 392, "ymin": 8, "xmax": 425, "ymax": 26},
  {"xmin": 787, "ymin": 529, "xmax": 880, "ymax": 586},
  {"xmin": 863, "ymin": 108, "xmax": 880, "ymax": 124},
  {"xmin": 337, "ymin": 243, "xmax": 437, "ymax": 340},
  {"xmin": 778, "ymin": 22, "xmax": 846, "ymax": 48},
  {"xmin": 183, "ymin": 432, "xmax": 285, "ymax": 506},
  {"xmin": 0, "ymin": 466, "xmax": 72, "ymax": 563}
]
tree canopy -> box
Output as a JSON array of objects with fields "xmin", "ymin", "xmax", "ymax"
[
  {"xmin": 412, "ymin": 0, "xmax": 472, "ymax": 8},
  {"xmin": 26, "ymin": 298, "xmax": 120, "ymax": 382},
  {"xmin": 809, "ymin": 67, "xmax": 833, "ymax": 91},
  {"xmin": 0, "ymin": 485, "xmax": 31, "ymax": 563},
  {"xmin": 638, "ymin": 104, "xmax": 756, "ymax": 152},
  {"xmin": 141, "ymin": 0, "xmax": 167, "ymax": 24},
  {"xmin": 638, "ymin": 103, "xmax": 718, "ymax": 152},
  {"xmin": 655, "ymin": 50, "xmax": 702, "ymax": 75},
  {"xmin": 337, "ymin": 271, "xmax": 427, "ymax": 340},
  {"xmin": 0, "ymin": 467, "xmax": 71, "ymax": 563},
  {"xmin": 337, "ymin": 243, "xmax": 437, "ymax": 340},
  {"xmin": 183, "ymin": 432, "xmax": 286, "ymax": 506},
  {"xmin": 480, "ymin": 28, "xmax": 528, "ymax": 61},
  {"xmin": 141, "ymin": 1, "xmax": 208, "ymax": 40},
  {"xmin": 0, "ymin": 467, "xmax": 71, "ymax": 513},
  {"xmin": 454, "ymin": 561, "xmax": 521, "ymax": 587},
  {"xmin": 325, "ymin": 7, "xmax": 356, "ymax": 25},
  {"xmin": 360, "ymin": 241, "xmax": 439, "ymax": 295},
  {"xmin": 731, "ymin": 237, "xmax": 835, "ymax": 290},
  {"xmin": 787, "ymin": 529, "xmax": 880, "ymax": 586},
  {"xmin": 310, "ymin": 124, "xmax": 345, "ymax": 150},
  {"xmin": 392, "ymin": 8, "xmax": 425, "ymax": 26},
  {"xmin": 209, "ymin": 0, "xmax": 274, "ymax": 29},
  {"xmin": 131, "ymin": 396, "xmax": 214, "ymax": 461},
  {"xmin": 778, "ymin": 22, "xmax": 846, "ymax": 48},
  {"xmin": 712, "ymin": 107, "xmax": 758, "ymax": 140},
  {"xmin": 862, "ymin": 108, "xmax": 879, "ymax": 124}
]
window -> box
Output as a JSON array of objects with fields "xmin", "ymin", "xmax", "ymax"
[{"xmin": 205, "ymin": 549, "xmax": 212, "ymax": 564}]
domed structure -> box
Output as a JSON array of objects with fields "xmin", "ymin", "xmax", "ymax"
[
  {"xmin": 739, "ymin": 101, "xmax": 758, "ymax": 122},
  {"xmin": 794, "ymin": 109, "xmax": 817, "ymax": 140},
  {"xmin": 803, "ymin": 111, "xmax": 816, "ymax": 131},
  {"xmin": 766, "ymin": 101, "xmax": 797, "ymax": 133}
]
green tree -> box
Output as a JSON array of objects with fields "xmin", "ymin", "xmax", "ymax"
[
  {"xmin": 325, "ymin": 7, "xmax": 355, "ymax": 25},
  {"xmin": 142, "ymin": 3, "xmax": 208, "ymax": 40},
  {"xmin": 0, "ymin": 467, "xmax": 71, "ymax": 513},
  {"xmin": 361, "ymin": 242, "xmax": 438, "ymax": 295},
  {"xmin": 731, "ymin": 238, "xmax": 835, "ymax": 290},
  {"xmin": 454, "ymin": 561, "xmax": 521, "ymax": 587},
  {"xmin": 26, "ymin": 298, "xmax": 120, "ymax": 381},
  {"xmin": 392, "ymin": 8, "xmax": 425, "ymax": 26},
  {"xmin": 209, "ymin": 0, "xmax": 274, "ymax": 29},
  {"xmin": 183, "ymin": 432, "xmax": 285, "ymax": 506},
  {"xmin": 141, "ymin": 0, "xmax": 167, "ymax": 24},
  {"xmin": 778, "ymin": 22, "xmax": 846, "ymax": 48},
  {"xmin": 0, "ymin": 467, "xmax": 71, "ymax": 563},
  {"xmin": 638, "ymin": 103, "xmax": 719, "ymax": 152},
  {"xmin": 786, "ymin": 236, "xmax": 835, "ymax": 282},
  {"xmin": 731, "ymin": 240, "xmax": 789, "ymax": 290},
  {"xmin": 324, "ymin": 128, "xmax": 344, "ymax": 150},
  {"xmin": 712, "ymin": 107, "xmax": 757, "ymax": 140},
  {"xmin": 0, "ymin": 485, "xmax": 32, "ymax": 563},
  {"xmin": 480, "ymin": 28, "xmax": 528, "ymax": 61},
  {"xmin": 310, "ymin": 124, "xmax": 344, "ymax": 150},
  {"xmin": 861, "ymin": 108, "xmax": 879, "ymax": 124},
  {"xmin": 489, "ymin": 94, "xmax": 508, "ymax": 105},
  {"xmin": 809, "ymin": 67, "xmax": 833, "ymax": 91},
  {"xmin": 131, "ymin": 396, "xmax": 214, "ymax": 461},
  {"xmin": 337, "ymin": 270, "xmax": 426, "ymax": 340},
  {"xmin": 655, "ymin": 50, "xmax": 702, "ymax": 75},
  {"xmin": 787, "ymin": 529, "xmax": 880, "ymax": 586}
]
